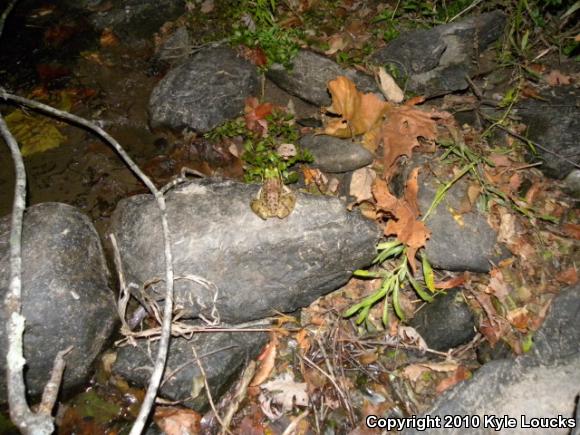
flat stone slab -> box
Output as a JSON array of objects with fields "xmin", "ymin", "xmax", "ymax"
[
  {"xmin": 113, "ymin": 324, "xmax": 268, "ymax": 410},
  {"xmin": 299, "ymin": 134, "xmax": 374, "ymax": 173},
  {"xmin": 371, "ymin": 11, "xmax": 506, "ymax": 97},
  {"xmin": 267, "ymin": 49, "xmax": 380, "ymax": 107},
  {"xmin": 108, "ymin": 179, "xmax": 380, "ymax": 323},
  {"xmin": 149, "ymin": 46, "xmax": 260, "ymax": 133}
]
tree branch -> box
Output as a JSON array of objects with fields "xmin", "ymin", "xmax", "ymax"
[{"xmin": 0, "ymin": 89, "xmax": 176, "ymax": 434}]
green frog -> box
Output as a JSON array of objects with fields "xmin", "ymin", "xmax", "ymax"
[{"xmin": 251, "ymin": 169, "xmax": 296, "ymax": 220}]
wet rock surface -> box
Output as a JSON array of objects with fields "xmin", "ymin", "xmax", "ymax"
[
  {"xmin": 113, "ymin": 324, "xmax": 268, "ymax": 411},
  {"xmin": 371, "ymin": 11, "xmax": 506, "ymax": 97},
  {"xmin": 267, "ymin": 49, "xmax": 380, "ymax": 106},
  {"xmin": 109, "ymin": 179, "xmax": 381, "ymax": 323},
  {"xmin": 403, "ymin": 284, "xmax": 580, "ymax": 435},
  {"xmin": 410, "ymin": 289, "xmax": 476, "ymax": 351},
  {"xmin": 149, "ymin": 46, "xmax": 260, "ymax": 133},
  {"xmin": 299, "ymin": 134, "xmax": 374, "ymax": 173},
  {"xmin": 0, "ymin": 203, "xmax": 117, "ymax": 402}
]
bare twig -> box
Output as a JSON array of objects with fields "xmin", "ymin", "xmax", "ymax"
[
  {"xmin": 1, "ymin": 111, "xmax": 67, "ymax": 434},
  {"xmin": 219, "ymin": 361, "xmax": 256, "ymax": 434},
  {"xmin": 37, "ymin": 346, "xmax": 74, "ymax": 415},
  {"xmin": 301, "ymin": 354, "xmax": 353, "ymax": 425},
  {"xmin": 0, "ymin": 90, "xmax": 176, "ymax": 435},
  {"xmin": 0, "ymin": 0, "xmax": 18, "ymax": 40},
  {"xmin": 191, "ymin": 344, "xmax": 230, "ymax": 434},
  {"xmin": 281, "ymin": 409, "xmax": 309, "ymax": 435}
]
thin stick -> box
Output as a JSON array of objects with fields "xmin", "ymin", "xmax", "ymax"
[
  {"xmin": 449, "ymin": 0, "xmax": 484, "ymax": 22},
  {"xmin": 281, "ymin": 409, "xmax": 309, "ymax": 435},
  {"xmin": 0, "ymin": 0, "xmax": 18, "ymax": 40},
  {"xmin": 301, "ymin": 354, "xmax": 352, "ymax": 423},
  {"xmin": 0, "ymin": 90, "xmax": 176, "ymax": 435},
  {"xmin": 37, "ymin": 346, "xmax": 74, "ymax": 415},
  {"xmin": 192, "ymin": 345, "xmax": 230, "ymax": 434},
  {"xmin": 219, "ymin": 361, "xmax": 256, "ymax": 434},
  {"xmin": 1, "ymin": 112, "xmax": 64, "ymax": 434}
]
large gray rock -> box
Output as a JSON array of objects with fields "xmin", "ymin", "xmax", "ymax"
[
  {"xmin": 420, "ymin": 169, "xmax": 505, "ymax": 273},
  {"xmin": 396, "ymin": 155, "xmax": 505, "ymax": 272},
  {"xmin": 149, "ymin": 47, "xmax": 260, "ymax": 133},
  {"xmin": 88, "ymin": 0, "xmax": 186, "ymax": 39},
  {"xmin": 403, "ymin": 285, "xmax": 580, "ymax": 435},
  {"xmin": 410, "ymin": 288, "xmax": 476, "ymax": 351},
  {"xmin": 113, "ymin": 323, "xmax": 268, "ymax": 410},
  {"xmin": 299, "ymin": 134, "xmax": 374, "ymax": 173},
  {"xmin": 108, "ymin": 179, "xmax": 380, "ymax": 323},
  {"xmin": 267, "ymin": 50, "xmax": 380, "ymax": 107},
  {"xmin": 0, "ymin": 203, "xmax": 117, "ymax": 401},
  {"xmin": 371, "ymin": 11, "xmax": 506, "ymax": 97},
  {"xmin": 511, "ymin": 85, "xmax": 580, "ymax": 179}
]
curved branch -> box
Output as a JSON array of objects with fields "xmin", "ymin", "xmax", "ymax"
[{"xmin": 0, "ymin": 90, "xmax": 175, "ymax": 435}]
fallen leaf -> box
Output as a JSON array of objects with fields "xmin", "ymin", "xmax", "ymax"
[
  {"xmin": 251, "ymin": 335, "xmax": 278, "ymax": 386},
  {"xmin": 562, "ymin": 223, "xmax": 580, "ymax": 240},
  {"xmin": 398, "ymin": 325, "xmax": 427, "ymax": 351},
  {"xmin": 435, "ymin": 366, "xmax": 471, "ymax": 393},
  {"xmin": 556, "ymin": 266, "xmax": 578, "ymax": 285},
  {"xmin": 349, "ymin": 167, "xmax": 376, "ymax": 202},
  {"xmin": 5, "ymin": 108, "xmax": 66, "ymax": 157},
  {"xmin": 373, "ymin": 170, "xmax": 430, "ymax": 271},
  {"xmin": 325, "ymin": 34, "xmax": 347, "ymax": 55},
  {"xmin": 377, "ymin": 67, "xmax": 404, "ymax": 103},
  {"xmin": 245, "ymin": 97, "xmax": 274, "ymax": 134},
  {"xmin": 506, "ymin": 307, "xmax": 529, "ymax": 332},
  {"xmin": 239, "ymin": 46, "xmax": 268, "ymax": 67},
  {"xmin": 277, "ymin": 143, "xmax": 297, "ymax": 159},
  {"xmin": 324, "ymin": 76, "xmax": 389, "ymax": 138},
  {"xmin": 434, "ymin": 273, "xmax": 468, "ymax": 290},
  {"xmin": 261, "ymin": 372, "xmax": 309, "ymax": 412},
  {"xmin": 497, "ymin": 210, "xmax": 518, "ymax": 246},
  {"xmin": 486, "ymin": 268, "xmax": 511, "ymax": 302},
  {"xmin": 99, "ymin": 28, "xmax": 118, "ymax": 47},
  {"xmin": 545, "ymin": 70, "xmax": 572, "ymax": 86},
  {"xmin": 402, "ymin": 361, "xmax": 458, "ymax": 383},
  {"xmin": 200, "ymin": 0, "xmax": 215, "ymax": 13},
  {"xmin": 154, "ymin": 407, "xmax": 201, "ymax": 435},
  {"xmin": 380, "ymin": 106, "xmax": 439, "ymax": 179},
  {"xmin": 296, "ymin": 329, "xmax": 311, "ymax": 353}
]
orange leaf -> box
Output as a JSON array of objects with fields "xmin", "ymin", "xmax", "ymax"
[
  {"xmin": 506, "ymin": 307, "xmax": 530, "ymax": 332},
  {"xmin": 100, "ymin": 28, "xmax": 118, "ymax": 47},
  {"xmin": 563, "ymin": 223, "xmax": 580, "ymax": 240},
  {"xmin": 435, "ymin": 366, "xmax": 471, "ymax": 394},
  {"xmin": 324, "ymin": 76, "xmax": 389, "ymax": 138},
  {"xmin": 434, "ymin": 273, "xmax": 468, "ymax": 289},
  {"xmin": 154, "ymin": 407, "xmax": 202, "ymax": 435},
  {"xmin": 381, "ymin": 105, "xmax": 438, "ymax": 179},
  {"xmin": 244, "ymin": 97, "xmax": 273, "ymax": 134},
  {"xmin": 556, "ymin": 266, "xmax": 578, "ymax": 285},
  {"xmin": 545, "ymin": 70, "xmax": 572, "ymax": 86},
  {"xmin": 251, "ymin": 334, "xmax": 278, "ymax": 386},
  {"xmin": 372, "ymin": 171, "xmax": 430, "ymax": 271}
]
